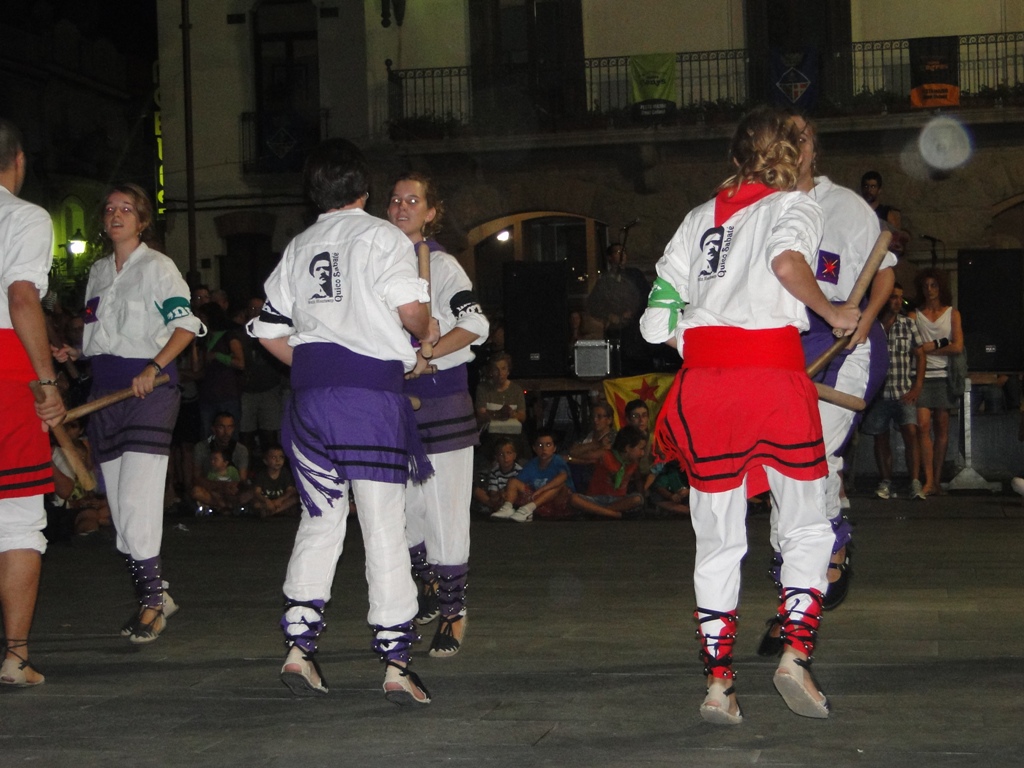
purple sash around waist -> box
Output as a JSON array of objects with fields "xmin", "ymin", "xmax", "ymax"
[
  {"xmin": 404, "ymin": 365, "xmax": 476, "ymax": 454},
  {"xmin": 282, "ymin": 342, "xmax": 432, "ymax": 514},
  {"xmin": 91, "ymin": 355, "xmax": 180, "ymax": 390},
  {"xmin": 291, "ymin": 342, "xmax": 403, "ymax": 392}
]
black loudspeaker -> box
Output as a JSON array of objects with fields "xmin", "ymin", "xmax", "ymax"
[
  {"xmin": 502, "ymin": 261, "xmax": 569, "ymax": 378},
  {"xmin": 957, "ymin": 249, "xmax": 1024, "ymax": 372}
]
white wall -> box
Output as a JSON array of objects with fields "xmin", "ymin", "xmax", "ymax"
[
  {"xmin": 852, "ymin": 0, "xmax": 1024, "ymax": 41},
  {"xmin": 582, "ymin": 0, "xmax": 744, "ymax": 56}
]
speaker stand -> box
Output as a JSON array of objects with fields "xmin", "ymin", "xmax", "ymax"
[{"xmin": 944, "ymin": 382, "xmax": 1001, "ymax": 493}]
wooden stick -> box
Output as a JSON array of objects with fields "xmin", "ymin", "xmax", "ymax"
[
  {"xmin": 416, "ymin": 241, "xmax": 434, "ymax": 360},
  {"xmin": 815, "ymin": 383, "xmax": 866, "ymax": 412},
  {"xmin": 64, "ymin": 374, "xmax": 171, "ymax": 422},
  {"xmin": 806, "ymin": 230, "xmax": 893, "ymax": 379},
  {"xmin": 29, "ymin": 381, "xmax": 95, "ymax": 492}
]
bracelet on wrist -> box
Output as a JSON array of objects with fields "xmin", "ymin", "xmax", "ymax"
[
  {"xmin": 146, "ymin": 359, "xmax": 163, "ymax": 374},
  {"xmin": 37, "ymin": 379, "xmax": 58, "ymax": 387}
]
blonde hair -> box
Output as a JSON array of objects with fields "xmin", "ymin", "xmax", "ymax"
[{"xmin": 719, "ymin": 106, "xmax": 801, "ymax": 195}]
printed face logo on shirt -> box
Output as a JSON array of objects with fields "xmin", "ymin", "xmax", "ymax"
[
  {"xmin": 697, "ymin": 226, "xmax": 728, "ymax": 281},
  {"xmin": 815, "ymin": 249, "xmax": 841, "ymax": 285},
  {"xmin": 308, "ymin": 252, "xmax": 343, "ymax": 302}
]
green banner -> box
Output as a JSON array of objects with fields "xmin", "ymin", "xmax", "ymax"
[
  {"xmin": 630, "ymin": 53, "xmax": 676, "ymax": 119},
  {"xmin": 630, "ymin": 53, "xmax": 675, "ymax": 102}
]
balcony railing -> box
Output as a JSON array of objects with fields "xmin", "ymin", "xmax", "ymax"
[
  {"xmin": 386, "ymin": 58, "xmax": 472, "ymax": 126},
  {"xmin": 584, "ymin": 49, "xmax": 748, "ymax": 114},
  {"xmin": 383, "ymin": 32, "xmax": 1024, "ymax": 139},
  {"xmin": 852, "ymin": 32, "xmax": 1024, "ymax": 102},
  {"xmin": 240, "ymin": 109, "xmax": 330, "ymax": 174}
]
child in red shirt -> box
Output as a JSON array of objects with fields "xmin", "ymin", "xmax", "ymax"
[{"xmin": 569, "ymin": 425, "xmax": 647, "ymax": 519}]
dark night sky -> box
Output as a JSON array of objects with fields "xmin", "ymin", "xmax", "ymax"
[{"xmin": 2, "ymin": 0, "xmax": 157, "ymax": 61}]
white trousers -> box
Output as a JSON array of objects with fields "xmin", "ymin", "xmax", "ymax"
[
  {"xmin": 0, "ymin": 495, "xmax": 46, "ymax": 554},
  {"xmin": 770, "ymin": 344, "xmax": 871, "ymax": 551},
  {"xmin": 283, "ymin": 445, "xmax": 416, "ymax": 629},
  {"xmin": 102, "ymin": 452, "xmax": 168, "ymax": 560},
  {"xmin": 692, "ymin": 467, "xmax": 832, "ymax": 613},
  {"xmin": 404, "ymin": 446, "xmax": 473, "ymax": 565}
]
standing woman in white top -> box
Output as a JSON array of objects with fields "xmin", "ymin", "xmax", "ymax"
[
  {"xmin": 388, "ymin": 172, "xmax": 489, "ymax": 657},
  {"xmin": 82, "ymin": 184, "xmax": 204, "ymax": 643},
  {"xmin": 908, "ymin": 268, "xmax": 963, "ymax": 497}
]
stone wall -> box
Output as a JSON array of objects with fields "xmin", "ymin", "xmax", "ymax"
[{"xmin": 374, "ymin": 113, "xmax": 1024, "ymax": 295}]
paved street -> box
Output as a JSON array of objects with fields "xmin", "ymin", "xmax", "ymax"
[{"xmin": 3, "ymin": 487, "xmax": 1024, "ymax": 767}]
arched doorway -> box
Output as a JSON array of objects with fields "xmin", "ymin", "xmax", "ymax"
[{"xmin": 462, "ymin": 210, "xmax": 607, "ymax": 318}]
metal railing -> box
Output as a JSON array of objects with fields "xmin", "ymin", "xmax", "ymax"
[
  {"xmin": 240, "ymin": 109, "xmax": 330, "ymax": 174},
  {"xmin": 584, "ymin": 49, "xmax": 748, "ymax": 113},
  {"xmin": 852, "ymin": 32, "xmax": 1024, "ymax": 98},
  {"xmin": 379, "ymin": 32, "xmax": 1024, "ymax": 139},
  {"xmin": 386, "ymin": 59, "xmax": 472, "ymax": 125}
]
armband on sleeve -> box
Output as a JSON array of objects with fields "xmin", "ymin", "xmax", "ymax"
[{"xmin": 647, "ymin": 277, "xmax": 687, "ymax": 333}]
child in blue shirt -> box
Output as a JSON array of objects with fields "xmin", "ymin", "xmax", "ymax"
[{"xmin": 491, "ymin": 429, "xmax": 573, "ymax": 522}]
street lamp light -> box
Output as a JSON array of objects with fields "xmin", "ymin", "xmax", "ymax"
[{"xmin": 67, "ymin": 229, "xmax": 87, "ymax": 256}]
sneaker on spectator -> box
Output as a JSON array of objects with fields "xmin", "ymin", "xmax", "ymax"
[
  {"xmin": 874, "ymin": 480, "xmax": 892, "ymax": 500},
  {"xmin": 490, "ymin": 502, "xmax": 516, "ymax": 519},
  {"xmin": 911, "ymin": 479, "xmax": 927, "ymax": 500},
  {"xmin": 510, "ymin": 502, "xmax": 536, "ymax": 523},
  {"xmin": 1011, "ymin": 477, "xmax": 1024, "ymax": 497}
]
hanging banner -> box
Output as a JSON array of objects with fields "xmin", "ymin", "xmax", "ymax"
[
  {"xmin": 769, "ymin": 47, "xmax": 819, "ymax": 110},
  {"xmin": 630, "ymin": 53, "xmax": 677, "ymax": 120},
  {"xmin": 603, "ymin": 373, "xmax": 677, "ymax": 430},
  {"xmin": 909, "ymin": 36, "xmax": 960, "ymax": 108}
]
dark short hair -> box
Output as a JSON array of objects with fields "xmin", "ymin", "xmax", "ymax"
[
  {"xmin": 534, "ymin": 428, "xmax": 557, "ymax": 446},
  {"xmin": 0, "ymin": 118, "xmax": 23, "ymax": 171},
  {"xmin": 861, "ymin": 170, "xmax": 883, "ymax": 187},
  {"xmin": 624, "ymin": 399, "xmax": 648, "ymax": 417},
  {"xmin": 212, "ymin": 411, "xmax": 235, "ymax": 426},
  {"xmin": 303, "ymin": 138, "xmax": 369, "ymax": 212},
  {"xmin": 492, "ymin": 437, "xmax": 516, "ymax": 457},
  {"xmin": 612, "ymin": 424, "xmax": 647, "ymax": 452}
]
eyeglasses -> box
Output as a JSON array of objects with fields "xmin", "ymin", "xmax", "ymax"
[{"xmin": 629, "ymin": 413, "xmax": 647, "ymax": 421}]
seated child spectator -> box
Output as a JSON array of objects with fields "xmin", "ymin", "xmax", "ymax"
[
  {"xmin": 491, "ymin": 429, "xmax": 573, "ymax": 523},
  {"xmin": 251, "ymin": 445, "xmax": 300, "ymax": 518},
  {"xmin": 193, "ymin": 447, "xmax": 246, "ymax": 515},
  {"xmin": 472, "ymin": 438, "xmax": 522, "ymax": 515},
  {"xmin": 569, "ymin": 425, "xmax": 647, "ymax": 519},
  {"xmin": 567, "ymin": 401, "xmax": 617, "ymax": 463},
  {"xmin": 47, "ymin": 418, "xmax": 111, "ymax": 538},
  {"xmin": 649, "ymin": 459, "xmax": 691, "ymax": 516}
]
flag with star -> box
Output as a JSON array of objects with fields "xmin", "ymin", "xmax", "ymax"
[{"xmin": 603, "ymin": 373, "xmax": 677, "ymax": 430}]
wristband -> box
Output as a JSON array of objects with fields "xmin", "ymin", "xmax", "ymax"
[
  {"xmin": 935, "ymin": 337, "xmax": 949, "ymax": 350},
  {"xmin": 37, "ymin": 379, "xmax": 58, "ymax": 387},
  {"xmin": 146, "ymin": 359, "xmax": 163, "ymax": 374}
]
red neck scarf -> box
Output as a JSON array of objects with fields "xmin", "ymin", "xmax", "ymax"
[{"xmin": 714, "ymin": 182, "xmax": 777, "ymax": 228}]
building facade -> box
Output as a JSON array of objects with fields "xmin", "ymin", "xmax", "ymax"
[{"xmin": 155, "ymin": 0, "xmax": 1024, "ymax": 324}]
